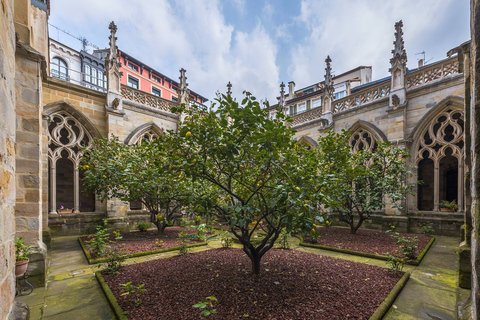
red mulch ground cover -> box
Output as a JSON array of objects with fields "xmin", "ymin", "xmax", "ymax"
[
  {"xmin": 103, "ymin": 248, "xmax": 402, "ymax": 320},
  {"xmin": 304, "ymin": 227, "xmax": 432, "ymax": 256},
  {"xmin": 81, "ymin": 227, "xmax": 210, "ymax": 258}
]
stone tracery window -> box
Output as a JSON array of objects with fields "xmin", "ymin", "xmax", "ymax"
[
  {"xmin": 415, "ymin": 108, "xmax": 464, "ymax": 211},
  {"xmin": 47, "ymin": 111, "xmax": 95, "ymax": 214},
  {"xmin": 136, "ymin": 130, "xmax": 159, "ymax": 145},
  {"xmin": 129, "ymin": 128, "xmax": 161, "ymax": 210},
  {"xmin": 349, "ymin": 128, "xmax": 378, "ymax": 153}
]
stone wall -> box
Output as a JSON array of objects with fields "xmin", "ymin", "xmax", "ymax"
[
  {"xmin": 470, "ymin": 0, "xmax": 480, "ymax": 316},
  {"xmin": 14, "ymin": 0, "xmax": 50, "ymax": 286},
  {"xmin": 0, "ymin": 0, "xmax": 16, "ymax": 318}
]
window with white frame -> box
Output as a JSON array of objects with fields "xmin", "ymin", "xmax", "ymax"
[
  {"xmin": 334, "ymin": 91, "xmax": 346, "ymax": 100},
  {"xmin": 297, "ymin": 102, "xmax": 307, "ymax": 114},
  {"xmin": 84, "ymin": 65, "xmax": 91, "ymax": 83},
  {"xmin": 51, "ymin": 57, "xmax": 69, "ymax": 81},
  {"xmin": 152, "ymin": 87, "xmax": 161, "ymax": 97},
  {"xmin": 312, "ymin": 98, "xmax": 321, "ymax": 109},
  {"xmin": 128, "ymin": 76, "xmax": 139, "ymax": 89}
]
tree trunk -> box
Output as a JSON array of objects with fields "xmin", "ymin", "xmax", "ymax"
[
  {"xmin": 243, "ymin": 244, "xmax": 263, "ymax": 275},
  {"xmin": 154, "ymin": 221, "xmax": 168, "ymax": 234}
]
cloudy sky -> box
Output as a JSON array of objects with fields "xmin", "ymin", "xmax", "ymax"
[{"xmin": 48, "ymin": 0, "xmax": 470, "ymax": 104}]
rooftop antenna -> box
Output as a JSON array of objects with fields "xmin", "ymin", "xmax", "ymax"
[
  {"xmin": 49, "ymin": 23, "xmax": 100, "ymax": 51},
  {"xmin": 415, "ymin": 51, "xmax": 433, "ymax": 65}
]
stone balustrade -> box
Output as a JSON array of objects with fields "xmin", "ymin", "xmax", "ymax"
[
  {"xmin": 289, "ymin": 57, "xmax": 461, "ymax": 128},
  {"xmin": 405, "ymin": 57, "xmax": 460, "ymax": 89},
  {"xmin": 333, "ymin": 83, "xmax": 391, "ymax": 113},
  {"xmin": 121, "ymin": 85, "xmax": 178, "ymax": 113},
  {"xmin": 289, "ymin": 106, "xmax": 324, "ymax": 127}
]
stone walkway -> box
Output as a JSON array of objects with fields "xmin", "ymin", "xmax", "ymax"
[{"xmin": 15, "ymin": 234, "xmax": 468, "ymax": 319}]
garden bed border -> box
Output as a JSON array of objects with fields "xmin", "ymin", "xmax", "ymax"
[
  {"xmin": 368, "ymin": 271, "xmax": 410, "ymax": 320},
  {"xmin": 79, "ymin": 237, "xmax": 208, "ymax": 264},
  {"xmin": 96, "ymin": 271, "xmax": 128, "ymax": 320},
  {"xmin": 299, "ymin": 236, "xmax": 435, "ymax": 266}
]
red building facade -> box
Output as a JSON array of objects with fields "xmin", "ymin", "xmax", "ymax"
[{"xmin": 94, "ymin": 49, "xmax": 208, "ymax": 105}]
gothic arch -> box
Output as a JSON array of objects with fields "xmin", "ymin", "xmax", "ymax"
[
  {"xmin": 348, "ymin": 120, "xmax": 386, "ymax": 153},
  {"xmin": 298, "ymin": 135, "xmax": 318, "ymax": 148},
  {"xmin": 125, "ymin": 122, "xmax": 164, "ymax": 211},
  {"xmin": 124, "ymin": 122, "xmax": 164, "ymax": 145},
  {"xmin": 410, "ymin": 95, "xmax": 464, "ymax": 212},
  {"xmin": 409, "ymin": 95, "xmax": 464, "ymax": 143},
  {"xmin": 43, "ymin": 101, "xmax": 101, "ymax": 214},
  {"xmin": 44, "ymin": 101, "xmax": 102, "ymax": 139}
]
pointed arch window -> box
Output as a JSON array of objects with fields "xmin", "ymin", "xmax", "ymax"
[
  {"xmin": 128, "ymin": 126, "xmax": 162, "ymax": 210},
  {"xmin": 415, "ymin": 108, "xmax": 464, "ymax": 211},
  {"xmin": 47, "ymin": 111, "xmax": 95, "ymax": 214},
  {"xmin": 350, "ymin": 128, "xmax": 378, "ymax": 153}
]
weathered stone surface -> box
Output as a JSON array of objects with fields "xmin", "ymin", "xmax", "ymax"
[
  {"xmin": 1, "ymin": 0, "xmax": 17, "ymax": 318},
  {"xmin": 6, "ymin": 301, "xmax": 29, "ymax": 320}
]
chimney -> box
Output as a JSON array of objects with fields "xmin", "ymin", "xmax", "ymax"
[
  {"xmin": 418, "ymin": 59, "xmax": 424, "ymax": 68},
  {"xmin": 288, "ymin": 81, "xmax": 295, "ymax": 97}
]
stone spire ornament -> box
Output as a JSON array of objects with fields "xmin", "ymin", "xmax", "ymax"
[
  {"xmin": 324, "ymin": 55, "xmax": 335, "ymax": 101},
  {"xmin": 177, "ymin": 68, "xmax": 190, "ymax": 107},
  {"xmin": 318, "ymin": 56, "xmax": 334, "ymax": 130},
  {"xmin": 105, "ymin": 21, "xmax": 123, "ymax": 112},
  {"xmin": 390, "ymin": 20, "xmax": 407, "ymax": 71},
  {"xmin": 389, "ymin": 20, "xmax": 408, "ymax": 108},
  {"xmin": 226, "ymin": 81, "xmax": 232, "ymax": 97},
  {"xmin": 279, "ymin": 82, "xmax": 286, "ymax": 110}
]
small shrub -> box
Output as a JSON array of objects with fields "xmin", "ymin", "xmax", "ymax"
[
  {"xmin": 155, "ymin": 239, "xmax": 164, "ymax": 247},
  {"xmin": 119, "ymin": 282, "xmax": 146, "ymax": 307},
  {"xmin": 15, "ymin": 237, "xmax": 31, "ymax": 261},
  {"xmin": 113, "ymin": 229, "xmax": 122, "ymax": 240},
  {"xmin": 178, "ymin": 231, "xmax": 190, "ymax": 255},
  {"xmin": 137, "ymin": 222, "xmax": 150, "ymax": 232},
  {"xmin": 220, "ymin": 230, "xmax": 233, "ymax": 249},
  {"xmin": 193, "ymin": 296, "xmax": 218, "ymax": 317},
  {"xmin": 387, "ymin": 230, "xmax": 419, "ymax": 262},
  {"xmin": 190, "ymin": 223, "xmax": 207, "ymax": 241},
  {"xmin": 421, "ymin": 224, "xmax": 434, "ymax": 236},
  {"xmin": 86, "ymin": 219, "xmax": 110, "ymax": 258},
  {"xmin": 385, "ymin": 252, "xmax": 406, "ymax": 272},
  {"xmin": 279, "ymin": 228, "xmax": 291, "ymax": 249},
  {"xmin": 440, "ymin": 199, "xmax": 458, "ymax": 211},
  {"xmin": 104, "ymin": 243, "xmax": 125, "ymax": 274}
]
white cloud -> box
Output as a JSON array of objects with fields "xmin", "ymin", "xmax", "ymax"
[
  {"xmin": 48, "ymin": 0, "xmax": 279, "ymax": 103},
  {"xmin": 289, "ymin": 0, "xmax": 467, "ymax": 88}
]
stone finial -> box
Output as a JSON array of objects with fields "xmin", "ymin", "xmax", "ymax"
[
  {"xmin": 390, "ymin": 20, "xmax": 407, "ymax": 70},
  {"xmin": 177, "ymin": 68, "xmax": 190, "ymax": 106},
  {"xmin": 279, "ymin": 82, "xmax": 286, "ymax": 108},
  {"xmin": 324, "ymin": 56, "xmax": 334, "ymax": 97},
  {"xmin": 227, "ymin": 81, "xmax": 232, "ymax": 97},
  {"xmin": 105, "ymin": 21, "xmax": 123, "ymax": 111},
  {"xmin": 107, "ymin": 22, "xmax": 119, "ymax": 67}
]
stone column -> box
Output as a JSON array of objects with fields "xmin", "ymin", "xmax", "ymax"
[{"xmin": 433, "ymin": 163, "xmax": 440, "ymax": 211}]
